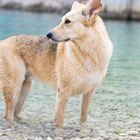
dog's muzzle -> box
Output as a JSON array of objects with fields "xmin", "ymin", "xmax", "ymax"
[
  {"xmin": 46, "ymin": 32, "xmax": 70, "ymax": 43},
  {"xmin": 47, "ymin": 32, "xmax": 53, "ymax": 39}
]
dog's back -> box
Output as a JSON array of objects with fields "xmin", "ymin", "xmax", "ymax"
[{"xmin": 0, "ymin": 35, "xmax": 57, "ymax": 89}]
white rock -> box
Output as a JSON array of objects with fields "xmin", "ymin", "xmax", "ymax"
[
  {"xmin": 34, "ymin": 137, "xmax": 43, "ymax": 140},
  {"xmin": 47, "ymin": 137, "xmax": 53, "ymax": 140},
  {"xmin": 0, "ymin": 0, "xmax": 140, "ymax": 19}
]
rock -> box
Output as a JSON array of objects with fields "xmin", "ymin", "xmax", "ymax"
[
  {"xmin": 55, "ymin": 137, "xmax": 63, "ymax": 140},
  {"xmin": 71, "ymin": 138, "xmax": 81, "ymax": 140},
  {"xmin": 34, "ymin": 137, "xmax": 43, "ymax": 140},
  {"xmin": 47, "ymin": 137, "xmax": 53, "ymax": 140},
  {"xmin": 101, "ymin": 0, "xmax": 140, "ymax": 20},
  {"xmin": 94, "ymin": 137, "xmax": 103, "ymax": 140},
  {"xmin": 128, "ymin": 131, "xmax": 138, "ymax": 136},
  {"xmin": 0, "ymin": 0, "xmax": 75, "ymax": 13},
  {"xmin": 0, "ymin": 0, "xmax": 140, "ymax": 20}
]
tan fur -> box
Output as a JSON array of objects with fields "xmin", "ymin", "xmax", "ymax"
[
  {"xmin": 0, "ymin": 0, "xmax": 113, "ymax": 127},
  {"xmin": 0, "ymin": 35, "xmax": 57, "ymax": 121}
]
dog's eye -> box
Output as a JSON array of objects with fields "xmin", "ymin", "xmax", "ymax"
[{"xmin": 65, "ymin": 19, "xmax": 71, "ymax": 24}]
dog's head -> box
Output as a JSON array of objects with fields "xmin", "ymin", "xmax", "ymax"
[{"xmin": 47, "ymin": 0, "xmax": 102, "ymax": 42}]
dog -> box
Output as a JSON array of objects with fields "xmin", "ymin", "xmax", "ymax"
[{"xmin": 0, "ymin": 0, "xmax": 113, "ymax": 127}]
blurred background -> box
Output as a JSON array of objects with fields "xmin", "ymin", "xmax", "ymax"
[
  {"xmin": 0, "ymin": 0, "xmax": 140, "ymax": 140},
  {"xmin": 0, "ymin": 0, "xmax": 140, "ymax": 20}
]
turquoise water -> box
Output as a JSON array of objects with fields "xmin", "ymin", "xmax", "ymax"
[
  {"xmin": 104, "ymin": 20, "xmax": 140, "ymax": 91},
  {"xmin": 0, "ymin": 10, "xmax": 61, "ymax": 39},
  {"xmin": 0, "ymin": 9, "xmax": 140, "ymax": 136}
]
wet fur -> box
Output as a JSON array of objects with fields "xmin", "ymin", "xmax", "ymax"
[{"xmin": 0, "ymin": 0, "xmax": 113, "ymax": 127}]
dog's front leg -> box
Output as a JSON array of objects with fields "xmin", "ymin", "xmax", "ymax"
[
  {"xmin": 81, "ymin": 90, "xmax": 94, "ymax": 125},
  {"xmin": 55, "ymin": 88, "xmax": 69, "ymax": 127}
]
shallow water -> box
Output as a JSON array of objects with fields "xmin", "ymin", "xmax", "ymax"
[{"xmin": 0, "ymin": 10, "xmax": 140, "ymax": 139}]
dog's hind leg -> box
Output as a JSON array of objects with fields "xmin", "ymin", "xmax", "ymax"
[
  {"xmin": 2, "ymin": 58, "xmax": 26, "ymax": 122},
  {"xmin": 3, "ymin": 83, "xmax": 23, "ymax": 121},
  {"xmin": 80, "ymin": 90, "xmax": 94, "ymax": 125},
  {"xmin": 14, "ymin": 73, "xmax": 32, "ymax": 119}
]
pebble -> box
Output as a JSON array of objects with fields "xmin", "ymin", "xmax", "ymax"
[
  {"xmin": 0, "ymin": 88, "xmax": 139, "ymax": 140},
  {"xmin": 128, "ymin": 131, "xmax": 138, "ymax": 136},
  {"xmin": 55, "ymin": 137, "xmax": 63, "ymax": 140},
  {"xmin": 71, "ymin": 138, "xmax": 81, "ymax": 140},
  {"xmin": 47, "ymin": 137, "xmax": 53, "ymax": 140},
  {"xmin": 34, "ymin": 137, "xmax": 43, "ymax": 140}
]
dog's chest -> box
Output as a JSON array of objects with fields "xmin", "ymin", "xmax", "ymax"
[
  {"xmin": 68, "ymin": 71, "xmax": 102, "ymax": 95},
  {"xmin": 76, "ymin": 72, "xmax": 102, "ymax": 85},
  {"xmin": 64, "ymin": 47, "xmax": 102, "ymax": 94},
  {"xmin": 56, "ymin": 43, "xmax": 106, "ymax": 95}
]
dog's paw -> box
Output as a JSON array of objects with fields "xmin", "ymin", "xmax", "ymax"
[
  {"xmin": 54, "ymin": 127, "xmax": 64, "ymax": 135},
  {"xmin": 3, "ymin": 119, "xmax": 17, "ymax": 128},
  {"xmin": 80, "ymin": 122, "xmax": 87, "ymax": 128},
  {"xmin": 14, "ymin": 115, "xmax": 27, "ymax": 124},
  {"xmin": 14, "ymin": 115, "xmax": 22, "ymax": 121}
]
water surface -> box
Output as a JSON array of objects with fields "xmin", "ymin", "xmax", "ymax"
[{"xmin": 0, "ymin": 9, "xmax": 140, "ymax": 139}]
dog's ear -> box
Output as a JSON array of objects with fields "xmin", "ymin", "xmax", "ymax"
[
  {"xmin": 83, "ymin": 0, "xmax": 102, "ymax": 16},
  {"xmin": 71, "ymin": 1, "xmax": 84, "ymax": 11}
]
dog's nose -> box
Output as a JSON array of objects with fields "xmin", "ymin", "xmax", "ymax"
[{"xmin": 47, "ymin": 32, "xmax": 52, "ymax": 39}]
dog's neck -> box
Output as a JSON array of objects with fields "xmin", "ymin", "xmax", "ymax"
[{"xmin": 70, "ymin": 30, "xmax": 98, "ymax": 54}]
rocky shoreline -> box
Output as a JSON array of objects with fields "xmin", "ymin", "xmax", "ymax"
[{"xmin": 0, "ymin": 0, "xmax": 140, "ymax": 20}]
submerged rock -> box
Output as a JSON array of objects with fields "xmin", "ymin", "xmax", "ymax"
[
  {"xmin": 0, "ymin": 0, "xmax": 140, "ymax": 20},
  {"xmin": 47, "ymin": 137, "xmax": 53, "ymax": 140}
]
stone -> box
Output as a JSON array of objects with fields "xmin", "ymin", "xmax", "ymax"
[
  {"xmin": 47, "ymin": 137, "xmax": 53, "ymax": 140},
  {"xmin": 0, "ymin": 0, "xmax": 140, "ymax": 19}
]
